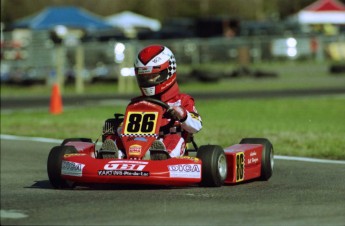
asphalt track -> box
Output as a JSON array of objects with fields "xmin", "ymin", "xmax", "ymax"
[{"xmin": 1, "ymin": 138, "xmax": 345, "ymax": 226}]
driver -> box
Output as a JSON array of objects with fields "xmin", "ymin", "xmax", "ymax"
[{"xmin": 101, "ymin": 45, "xmax": 202, "ymax": 159}]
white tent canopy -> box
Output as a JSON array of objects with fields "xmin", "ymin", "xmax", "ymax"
[
  {"xmin": 292, "ymin": 0, "xmax": 345, "ymax": 24},
  {"xmin": 106, "ymin": 11, "xmax": 161, "ymax": 31}
]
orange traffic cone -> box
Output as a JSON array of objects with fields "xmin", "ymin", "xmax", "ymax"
[{"xmin": 49, "ymin": 83, "xmax": 63, "ymax": 114}]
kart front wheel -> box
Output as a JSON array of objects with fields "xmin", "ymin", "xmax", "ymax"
[
  {"xmin": 197, "ymin": 145, "xmax": 227, "ymax": 187},
  {"xmin": 47, "ymin": 145, "xmax": 78, "ymax": 189},
  {"xmin": 240, "ymin": 138, "xmax": 274, "ymax": 180}
]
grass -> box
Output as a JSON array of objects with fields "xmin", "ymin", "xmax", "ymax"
[
  {"xmin": 198, "ymin": 96, "xmax": 345, "ymax": 160},
  {"xmin": 1, "ymin": 96, "xmax": 345, "ymax": 160}
]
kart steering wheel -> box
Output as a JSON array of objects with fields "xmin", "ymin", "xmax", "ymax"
[
  {"xmin": 130, "ymin": 96, "xmax": 171, "ymax": 110},
  {"xmin": 130, "ymin": 96, "xmax": 176, "ymax": 119}
]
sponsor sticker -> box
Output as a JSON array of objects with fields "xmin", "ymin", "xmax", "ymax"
[
  {"xmin": 134, "ymin": 137, "xmax": 148, "ymax": 142},
  {"xmin": 248, "ymin": 157, "xmax": 259, "ymax": 164},
  {"xmin": 99, "ymin": 161, "xmax": 150, "ymax": 177},
  {"xmin": 138, "ymin": 67, "xmax": 153, "ymax": 74},
  {"xmin": 61, "ymin": 160, "xmax": 85, "ymax": 177},
  {"xmin": 129, "ymin": 144, "xmax": 142, "ymax": 155},
  {"xmin": 98, "ymin": 170, "xmax": 149, "ymax": 177},
  {"xmin": 104, "ymin": 160, "xmax": 147, "ymax": 171},
  {"xmin": 248, "ymin": 151, "xmax": 259, "ymax": 164},
  {"xmin": 152, "ymin": 56, "xmax": 162, "ymax": 63},
  {"xmin": 168, "ymin": 164, "xmax": 201, "ymax": 178}
]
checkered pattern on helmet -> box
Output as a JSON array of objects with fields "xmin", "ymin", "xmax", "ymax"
[{"xmin": 167, "ymin": 55, "xmax": 176, "ymax": 77}]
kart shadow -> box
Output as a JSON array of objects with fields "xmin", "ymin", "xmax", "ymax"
[
  {"xmin": 83, "ymin": 183, "xmax": 186, "ymax": 190},
  {"xmin": 26, "ymin": 180, "xmax": 52, "ymax": 189},
  {"xmin": 26, "ymin": 180, "xmax": 191, "ymax": 191}
]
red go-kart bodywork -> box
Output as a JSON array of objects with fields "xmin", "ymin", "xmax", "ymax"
[{"xmin": 47, "ymin": 98, "xmax": 273, "ymax": 188}]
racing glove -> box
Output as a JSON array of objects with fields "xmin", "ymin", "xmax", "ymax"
[{"xmin": 169, "ymin": 106, "xmax": 187, "ymax": 122}]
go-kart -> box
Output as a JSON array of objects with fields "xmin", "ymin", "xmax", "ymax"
[{"xmin": 47, "ymin": 97, "xmax": 274, "ymax": 188}]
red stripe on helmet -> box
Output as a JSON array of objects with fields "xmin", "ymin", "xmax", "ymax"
[{"xmin": 138, "ymin": 45, "xmax": 165, "ymax": 65}]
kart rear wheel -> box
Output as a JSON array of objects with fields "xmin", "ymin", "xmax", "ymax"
[
  {"xmin": 197, "ymin": 145, "xmax": 227, "ymax": 187},
  {"xmin": 47, "ymin": 145, "xmax": 78, "ymax": 189},
  {"xmin": 240, "ymin": 138, "xmax": 274, "ymax": 180}
]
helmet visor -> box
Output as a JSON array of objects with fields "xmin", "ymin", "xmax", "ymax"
[{"xmin": 136, "ymin": 69, "xmax": 168, "ymax": 87}]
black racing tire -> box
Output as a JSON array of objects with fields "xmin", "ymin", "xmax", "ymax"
[
  {"xmin": 47, "ymin": 145, "xmax": 78, "ymax": 189},
  {"xmin": 240, "ymin": 138, "xmax": 274, "ymax": 180},
  {"xmin": 61, "ymin": 138, "xmax": 93, "ymax": 146},
  {"xmin": 197, "ymin": 145, "xmax": 227, "ymax": 187}
]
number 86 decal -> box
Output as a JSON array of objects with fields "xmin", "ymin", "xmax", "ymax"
[{"xmin": 124, "ymin": 112, "xmax": 158, "ymax": 134}]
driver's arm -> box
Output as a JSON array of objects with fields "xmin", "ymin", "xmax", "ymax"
[
  {"xmin": 170, "ymin": 95, "xmax": 202, "ymax": 134},
  {"xmin": 180, "ymin": 110, "xmax": 202, "ymax": 134}
]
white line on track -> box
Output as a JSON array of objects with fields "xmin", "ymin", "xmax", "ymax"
[
  {"xmin": 274, "ymin": 155, "xmax": 345, "ymax": 164},
  {"xmin": 1, "ymin": 134, "xmax": 62, "ymax": 144},
  {"xmin": 0, "ymin": 210, "xmax": 28, "ymax": 219},
  {"xmin": 1, "ymin": 134, "xmax": 345, "ymax": 164}
]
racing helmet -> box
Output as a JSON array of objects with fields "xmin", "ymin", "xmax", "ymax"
[{"xmin": 134, "ymin": 45, "xmax": 177, "ymax": 96}]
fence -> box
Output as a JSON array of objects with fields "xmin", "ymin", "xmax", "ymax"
[{"xmin": 1, "ymin": 30, "xmax": 344, "ymax": 85}]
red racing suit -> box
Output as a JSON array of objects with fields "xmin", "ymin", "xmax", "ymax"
[{"xmin": 159, "ymin": 85, "xmax": 202, "ymax": 157}]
